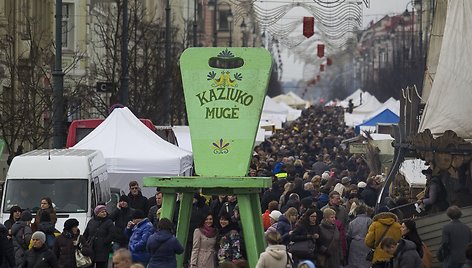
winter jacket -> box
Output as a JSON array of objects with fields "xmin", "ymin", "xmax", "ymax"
[
  {"xmin": 147, "ymin": 205, "xmax": 161, "ymax": 226},
  {"xmin": 22, "ymin": 244, "xmax": 58, "ymax": 268},
  {"xmin": 0, "ymin": 224, "xmax": 15, "ymax": 268},
  {"xmin": 347, "ymin": 214, "xmax": 372, "ymax": 268},
  {"xmin": 365, "ymin": 212, "xmax": 402, "ymax": 264},
  {"xmin": 11, "ymin": 221, "xmax": 33, "ymax": 268},
  {"xmin": 276, "ymin": 215, "xmax": 293, "ymax": 244},
  {"xmin": 256, "ymin": 245, "xmax": 292, "ymax": 268},
  {"xmin": 262, "ymin": 210, "xmax": 271, "ymax": 231},
  {"xmin": 53, "ymin": 231, "xmax": 92, "ymax": 268},
  {"xmin": 109, "ymin": 206, "xmax": 135, "ymax": 246},
  {"xmin": 360, "ymin": 185, "xmax": 378, "ymax": 208},
  {"xmin": 321, "ymin": 203, "xmax": 349, "ymax": 230},
  {"xmin": 37, "ymin": 221, "xmax": 57, "ymax": 248},
  {"xmin": 318, "ymin": 219, "xmax": 342, "ymax": 268},
  {"xmin": 146, "ymin": 229, "xmax": 184, "ymax": 268},
  {"xmin": 392, "ymin": 239, "xmax": 423, "ymax": 268},
  {"xmin": 440, "ymin": 218, "xmax": 472, "ymax": 266},
  {"xmin": 128, "ymin": 192, "xmax": 150, "ymax": 215},
  {"xmin": 83, "ymin": 216, "xmax": 114, "ymax": 262},
  {"xmin": 190, "ymin": 228, "xmax": 217, "ymax": 268},
  {"xmin": 127, "ymin": 218, "xmax": 155, "ymax": 264},
  {"xmin": 217, "ymin": 224, "xmax": 243, "ymax": 264}
]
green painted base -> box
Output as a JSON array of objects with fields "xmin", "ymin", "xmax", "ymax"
[{"xmin": 143, "ymin": 176, "xmax": 271, "ymax": 268}]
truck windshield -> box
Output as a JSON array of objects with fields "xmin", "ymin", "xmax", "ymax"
[{"xmin": 2, "ymin": 179, "xmax": 88, "ymax": 213}]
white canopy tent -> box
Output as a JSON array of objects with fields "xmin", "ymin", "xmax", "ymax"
[
  {"xmin": 419, "ymin": 0, "xmax": 472, "ymax": 140},
  {"xmin": 172, "ymin": 125, "xmax": 193, "ymax": 153},
  {"xmin": 272, "ymin": 91, "xmax": 309, "ymax": 109},
  {"xmin": 73, "ymin": 107, "xmax": 193, "ymax": 197},
  {"xmin": 399, "ymin": 159, "xmax": 428, "ymax": 188}
]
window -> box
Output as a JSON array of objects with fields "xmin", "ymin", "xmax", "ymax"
[
  {"xmin": 218, "ymin": 9, "xmax": 231, "ymax": 31},
  {"xmin": 62, "ymin": 3, "xmax": 74, "ymax": 49},
  {"xmin": 3, "ymin": 179, "xmax": 88, "ymax": 213}
]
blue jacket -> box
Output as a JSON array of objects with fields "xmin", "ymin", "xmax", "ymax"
[
  {"xmin": 146, "ymin": 230, "xmax": 184, "ymax": 268},
  {"xmin": 127, "ymin": 218, "xmax": 155, "ymax": 264},
  {"xmin": 276, "ymin": 215, "xmax": 292, "ymax": 244}
]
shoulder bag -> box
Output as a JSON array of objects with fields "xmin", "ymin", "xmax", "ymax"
[
  {"xmin": 366, "ymin": 224, "xmax": 391, "ymax": 262},
  {"xmin": 75, "ymin": 235, "xmax": 93, "ymax": 268},
  {"xmin": 288, "ymin": 238, "xmax": 316, "ymax": 259}
]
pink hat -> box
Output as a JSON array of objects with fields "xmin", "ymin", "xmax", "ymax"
[{"xmin": 94, "ymin": 205, "xmax": 107, "ymax": 215}]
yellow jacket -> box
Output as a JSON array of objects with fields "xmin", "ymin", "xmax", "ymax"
[{"xmin": 364, "ymin": 212, "xmax": 402, "ymax": 264}]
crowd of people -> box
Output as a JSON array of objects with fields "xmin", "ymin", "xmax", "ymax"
[{"xmin": 0, "ymin": 105, "xmax": 471, "ymax": 268}]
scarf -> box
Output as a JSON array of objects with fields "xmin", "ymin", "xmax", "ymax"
[{"xmin": 199, "ymin": 225, "xmax": 217, "ymax": 238}]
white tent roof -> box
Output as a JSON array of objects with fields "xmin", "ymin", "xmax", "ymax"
[
  {"xmin": 277, "ymin": 101, "xmax": 302, "ymax": 121},
  {"xmin": 172, "ymin": 125, "xmax": 192, "ymax": 153},
  {"xmin": 272, "ymin": 91, "xmax": 308, "ymax": 108},
  {"xmin": 353, "ymin": 95, "xmax": 382, "ymax": 114},
  {"xmin": 262, "ymin": 96, "xmax": 289, "ymax": 115},
  {"xmin": 367, "ymin": 98, "xmax": 400, "ymax": 119},
  {"xmin": 338, "ymin": 89, "xmax": 364, "ymax": 108},
  {"xmin": 73, "ymin": 107, "xmax": 193, "ymax": 197},
  {"xmin": 419, "ymin": 0, "xmax": 472, "ymax": 139}
]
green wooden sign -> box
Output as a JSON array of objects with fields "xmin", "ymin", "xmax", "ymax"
[{"xmin": 180, "ymin": 48, "xmax": 272, "ymax": 176}]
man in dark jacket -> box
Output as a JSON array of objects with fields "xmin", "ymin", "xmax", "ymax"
[
  {"xmin": 23, "ymin": 231, "xmax": 59, "ymax": 268},
  {"xmin": 127, "ymin": 181, "xmax": 149, "ymax": 215},
  {"xmin": 361, "ymin": 177, "xmax": 379, "ymax": 208},
  {"xmin": 109, "ymin": 195, "xmax": 136, "ymax": 249},
  {"xmin": 439, "ymin": 205, "xmax": 472, "ymax": 267},
  {"xmin": 147, "ymin": 192, "xmax": 163, "ymax": 226},
  {"xmin": 0, "ymin": 223, "xmax": 15, "ymax": 268},
  {"xmin": 381, "ymin": 237, "xmax": 423, "ymax": 268}
]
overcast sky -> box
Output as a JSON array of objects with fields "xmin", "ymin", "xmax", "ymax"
[{"xmin": 281, "ymin": 0, "xmax": 411, "ymax": 82}]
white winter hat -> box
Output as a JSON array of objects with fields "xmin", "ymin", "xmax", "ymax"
[
  {"xmin": 269, "ymin": 210, "xmax": 282, "ymax": 221},
  {"xmin": 357, "ymin": 181, "xmax": 367, "ymax": 189}
]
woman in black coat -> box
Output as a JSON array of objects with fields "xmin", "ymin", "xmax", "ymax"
[
  {"xmin": 290, "ymin": 208, "xmax": 320, "ymax": 262},
  {"xmin": 53, "ymin": 219, "xmax": 92, "ymax": 268},
  {"xmin": 83, "ymin": 205, "xmax": 114, "ymax": 268}
]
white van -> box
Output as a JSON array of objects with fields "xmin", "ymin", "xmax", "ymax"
[{"xmin": 1, "ymin": 149, "xmax": 111, "ymax": 232}]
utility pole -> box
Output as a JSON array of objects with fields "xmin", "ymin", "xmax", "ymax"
[
  {"xmin": 163, "ymin": 0, "xmax": 172, "ymax": 124},
  {"xmin": 120, "ymin": 0, "xmax": 129, "ymax": 106},
  {"xmin": 193, "ymin": 0, "xmax": 197, "ymax": 47},
  {"xmin": 53, "ymin": 0, "xmax": 65, "ymax": 149}
]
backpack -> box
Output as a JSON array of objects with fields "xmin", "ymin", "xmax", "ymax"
[{"xmin": 16, "ymin": 226, "xmax": 29, "ymax": 249}]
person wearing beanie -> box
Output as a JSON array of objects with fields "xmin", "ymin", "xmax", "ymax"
[
  {"xmin": 265, "ymin": 210, "xmax": 282, "ymax": 235},
  {"xmin": 11, "ymin": 210, "xmax": 34, "ymax": 267},
  {"xmin": 53, "ymin": 218, "xmax": 92, "ymax": 268},
  {"xmin": 262, "ymin": 201, "xmax": 279, "ymax": 231},
  {"xmin": 23, "ymin": 231, "xmax": 59, "ymax": 267},
  {"xmin": 4, "ymin": 205, "xmax": 22, "ymax": 233},
  {"xmin": 126, "ymin": 206, "xmax": 155, "ymax": 266},
  {"xmin": 84, "ymin": 204, "xmax": 114, "ymax": 268},
  {"xmin": 109, "ymin": 195, "xmax": 136, "ymax": 250}
]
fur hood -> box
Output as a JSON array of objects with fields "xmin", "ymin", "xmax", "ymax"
[{"xmin": 372, "ymin": 212, "xmax": 398, "ymax": 223}]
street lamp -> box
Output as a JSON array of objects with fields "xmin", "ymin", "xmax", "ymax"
[
  {"xmin": 227, "ymin": 9, "xmax": 233, "ymax": 47},
  {"xmin": 192, "ymin": 0, "xmax": 198, "ymax": 47},
  {"xmin": 208, "ymin": 0, "xmax": 218, "ymax": 46},
  {"xmin": 240, "ymin": 19, "xmax": 248, "ymax": 47}
]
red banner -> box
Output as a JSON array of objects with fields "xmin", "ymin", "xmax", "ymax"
[
  {"xmin": 316, "ymin": 75, "xmax": 321, "ymax": 82},
  {"xmin": 317, "ymin": 44, "xmax": 325, "ymax": 58},
  {"xmin": 320, "ymin": 64, "xmax": 325, "ymax": 72},
  {"xmin": 303, "ymin": 17, "xmax": 314, "ymax": 38}
]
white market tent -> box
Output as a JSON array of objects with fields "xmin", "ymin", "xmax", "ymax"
[
  {"xmin": 172, "ymin": 125, "xmax": 192, "ymax": 153},
  {"xmin": 272, "ymin": 91, "xmax": 309, "ymax": 109},
  {"xmin": 338, "ymin": 89, "xmax": 365, "ymax": 108},
  {"xmin": 73, "ymin": 107, "xmax": 193, "ymax": 197},
  {"xmin": 418, "ymin": 0, "xmax": 472, "ymax": 140},
  {"xmin": 344, "ymin": 94, "xmax": 382, "ymax": 127}
]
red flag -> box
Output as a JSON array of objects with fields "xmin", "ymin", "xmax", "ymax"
[
  {"xmin": 303, "ymin": 17, "xmax": 315, "ymax": 38},
  {"xmin": 317, "ymin": 44, "xmax": 325, "ymax": 58}
]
